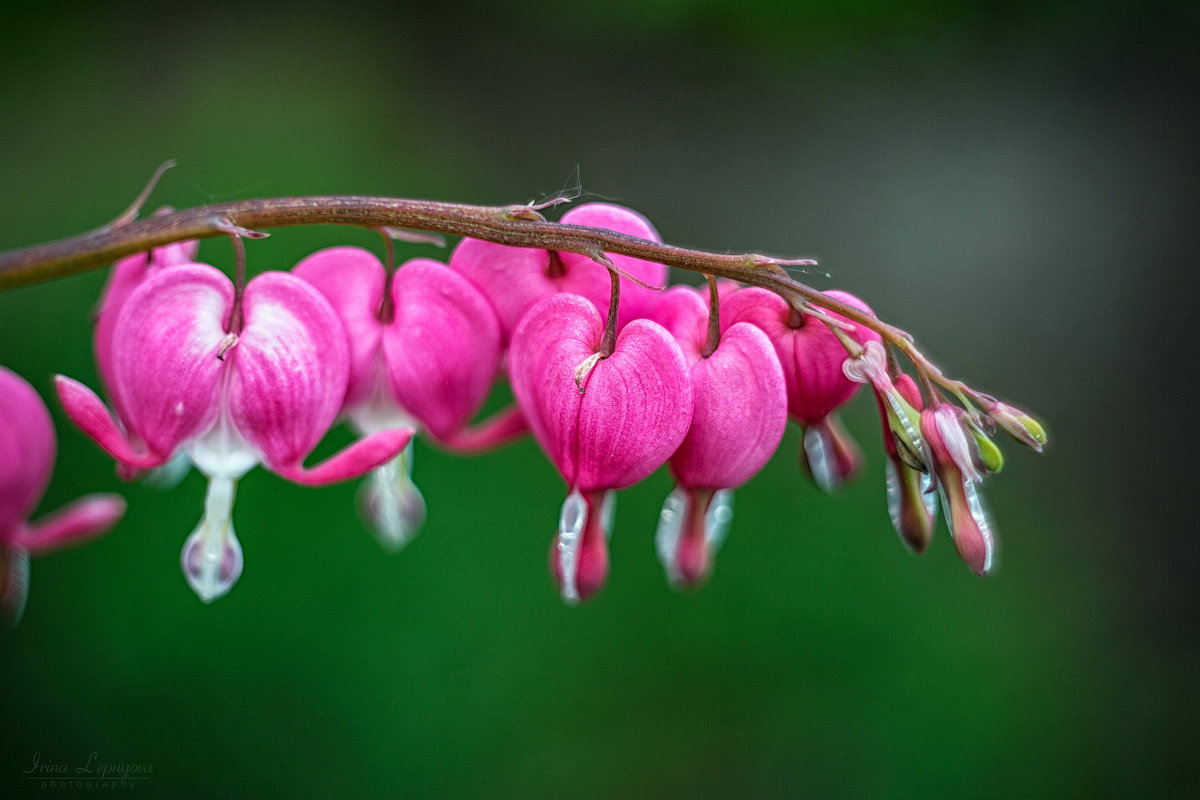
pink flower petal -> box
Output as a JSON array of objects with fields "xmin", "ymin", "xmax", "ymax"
[
  {"xmin": 448, "ymin": 237, "xmax": 558, "ymax": 343},
  {"xmin": 510, "ymin": 294, "xmax": 693, "ymax": 491},
  {"xmin": 557, "ymin": 203, "xmax": 666, "ymax": 329},
  {"xmin": 449, "ymin": 203, "xmax": 667, "ymax": 342},
  {"xmin": 291, "ymin": 246, "xmax": 387, "ymax": 410},
  {"xmin": 435, "ymin": 405, "xmax": 529, "ymax": 453},
  {"xmin": 0, "ymin": 367, "xmax": 56, "ymax": 533},
  {"xmin": 110, "ymin": 264, "xmax": 230, "ymax": 458},
  {"xmin": 646, "ymin": 285, "xmax": 709, "ymax": 362},
  {"xmin": 381, "ymin": 259, "xmax": 502, "ymax": 440},
  {"xmin": 15, "ymin": 493, "xmax": 126, "ymax": 555},
  {"xmin": 722, "ymin": 287, "xmax": 880, "ymax": 424},
  {"xmin": 670, "ymin": 321, "xmax": 787, "ymax": 489},
  {"xmin": 227, "ymin": 271, "xmax": 349, "ymax": 470},
  {"xmin": 274, "ymin": 428, "xmax": 413, "ymax": 486},
  {"xmin": 508, "ymin": 294, "xmax": 601, "ymax": 484},
  {"xmin": 54, "ymin": 375, "xmax": 166, "ymax": 470}
]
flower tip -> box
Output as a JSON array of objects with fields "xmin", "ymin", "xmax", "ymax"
[
  {"xmin": 1, "ymin": 548, "xmax": 30, "ymax": 627},
  {"xmin": 551, "ymin": 490, "xmax": 612, "ymax": 604},
  {"xmin": 181, "ymin": 530, "xmax": 244, "ymax": 603},
  {"xmin": 801, "ymin": 417, "xmax": 862, "ymax": 493},
  {"xmin": 550, "ymin": 537, "xmax": 609, "ymax": 605},
  {"xmin": 358, "ymin": 454, "xmax": 426, "ymax": 553}
]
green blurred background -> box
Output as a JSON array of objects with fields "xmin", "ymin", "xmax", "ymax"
[{"xmin": 2, "ymin": 1, "xmax": 1196, "ymax": 797}]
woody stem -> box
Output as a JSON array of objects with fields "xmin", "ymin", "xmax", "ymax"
[{"xmin": 0, "ymin": 194, "xmax": 919, "ymax": 356}]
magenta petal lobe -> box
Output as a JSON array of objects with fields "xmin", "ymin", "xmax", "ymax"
[
  {"xmin": 111, "ymin": 264, "xmax": 231, "ymax": 458},
  {"xmin": 228, "ymin": 271, "xmax": 350, "ymax": 470}
]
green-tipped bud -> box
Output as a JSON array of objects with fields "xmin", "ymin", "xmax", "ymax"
[
  {"xmin": 969, "ymin": 426, "xmax": 1005, "ymax": 474},
  {"xmin": 989, "ymin": 402, "xmax": 1047, "ymax": 452}
]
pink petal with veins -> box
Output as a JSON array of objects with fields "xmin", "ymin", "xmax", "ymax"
[
  {"xmin": 110, "ymin": 264, "xmax": 230, "ymax": 459},
  {"xmin": 291, "ymin": 246, "xmax": 387, "ymax": 409},
  {"xmin": 671, "ymin": 322, "xmax": 787, "ymax": 489},
  {"xmin": 227, "ymin": 271, "xmax": 351, "ymax": 471},
  {"xmin": 448, "ymin": 238, "xmax": 557, "ymax": 343},
  {"xmin": 382, "ymin": 259, "xmax": 502, "ymax": 440},
  {"xmin": 450, "ymin": 203, "xmax": 666, "ymax": 342},
  {"xmin": 510, "ymin": 294, "xmax": 692, "ymax": 491},
  {"xmin": 722, "ymin": 287, "xmax": 880, "ymax": 424},
  {"xmin": 54, "ymin": 376, "xmax": 165, "ymax": 470}
]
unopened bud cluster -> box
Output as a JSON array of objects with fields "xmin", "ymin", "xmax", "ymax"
[{"xmin": 1, "ymin": 200, "xmax": 1046, "ymax": 618}]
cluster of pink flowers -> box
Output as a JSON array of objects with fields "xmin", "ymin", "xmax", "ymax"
[{"xmin": 1, "ymin": 201, "xmax": 1045, "ymax": 618}]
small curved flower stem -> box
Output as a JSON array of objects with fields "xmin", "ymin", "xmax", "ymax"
[
  {"xmin": 702, "ymin": 274, "xmax": 720, "ymax": 358},
  {"xmin": 376, "ymin": 229, "xmax": 397, "ymax": 324},
  {"xmin": 599, "ymin": 268, "xmax": 620, "ymax": 358},
  {"xmin": 224, "ymin": 227, "xmax": 248, "ymax": 337}
]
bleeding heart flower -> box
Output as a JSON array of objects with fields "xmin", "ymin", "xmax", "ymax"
[
  {"xmin": 509, "ymin": 292, "xmax": 693, "ymax": 603},
  {"xmin": 449, "ymin": 203, "xmax": 666, "ymax": 344},
  {"xmin": 57, "ymin": 264, "xmax": 411, "ymax": 602},
  {"xmin": 722, "ymin": 287, "xmax": 881, "ymax": 492},
  {"xmin": 920, "ymin": 403, "xmax": 997, "ymax": 575},
  {"xmin": 292, "ymin": 246, "xmax": 505, "ymax": 551},
  {"xmin": 648, "ymin": 286, "xmax": 787, "ymax": 588},
  {"xmin": 1, "ymin": 366, "xmax": 125, "ymax": 625}
]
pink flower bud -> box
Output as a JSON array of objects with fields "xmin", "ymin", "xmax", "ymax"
[
  {"xmin": 58, "ymin": 264, "xmax": 411, "ymax": 602},
  {"xmin": 842, "ymin": 342, "xmax": 938, "ymax": 552},
  {"xmin": 509, "ymin": 293, "xmax": 693, "ymax": 603},
  {"xmin": 1, "ymin": 366, "xmax": 125, "ymax": 624},
  {"xmin": 920, "ymin": 404, "xmax": 997, "ymax": 575},
  {"xmin": 449, "ymin": 203, "xmax": 666, "ymax": 343}
]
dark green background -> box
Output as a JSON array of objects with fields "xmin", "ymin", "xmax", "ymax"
[{"xmin": 2, "ymin": 2, "xmax": 1196, "ymax": 797}]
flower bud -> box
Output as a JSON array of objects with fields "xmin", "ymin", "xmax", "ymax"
[{"xmin": 920, "ymin": 404, "xmax": 997, "ymax": 575}]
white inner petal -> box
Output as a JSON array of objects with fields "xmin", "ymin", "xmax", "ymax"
[{"xmin": 556, "ymin": 490, "xmax": 588, "ymax": 604}]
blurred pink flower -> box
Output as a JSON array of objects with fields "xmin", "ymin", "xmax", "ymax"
[{"xmin": 1, "ymin": 366, "xmax": 125, "ymax": 624}]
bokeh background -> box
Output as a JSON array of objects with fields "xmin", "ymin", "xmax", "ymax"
[{"xmin": 2, "ymin": 1, "xmax": 1197, "ymax": 797}]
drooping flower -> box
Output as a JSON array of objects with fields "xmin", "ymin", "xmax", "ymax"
[
  {"xmin": 842, "ymin": 340, "xmax": 938, "ymax": 553},
  {"xmin": 920, "ymin": 403, "xmax": 998, "ymax": 575},
  {"xmin": 1, "ymin": 366, "xmax": 125, "ymax": 624},
  {"xmin": 648, "ymin": 285, "xmax": 787, "ymax": 588},
  {"xmin": 292, "ymin": 247, "xmax": 505, "ymax": 550},
  {"xmin": 57, "ymin": 264, "xmax": 411, "ymax": 602},
  {"xmin": 722, "ymin": 287, "xmax": 882, "ymax": 491},
  {"xmin": 449, "ymin": 203, "xmax": 666, "ymax": 343},
  {"xmin": 509, "ymin": 292, "xmax": 693, "ymax": 603},
  {"xmin": 93, "ymin": 227, "xmax": 199, "ymax": 484}
]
